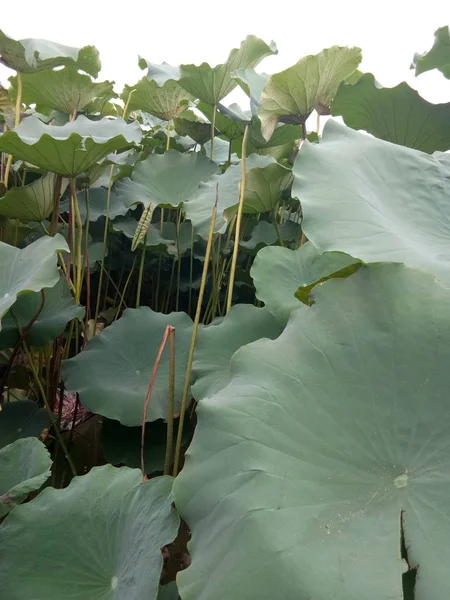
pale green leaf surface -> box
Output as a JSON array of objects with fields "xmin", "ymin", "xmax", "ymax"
[
  {"xmin": 0, "ymin": 233, "xmax": 68, "ymax": 329},
  {"xmin": 412, "ymin": 25, "xmax": 450, "ymax": 78},
  {"xmin": 293, "ymin": 121, "xmax": 450, "ymax": 283},
  {"xmin": 251, "ymin": 242, "xmax": 361, "ymax": 324},
  {"xmin": 0, "ymin": 276, "xmax": 84, "ymax": 350},
  {"xmin": 0, "ymin": 466, "xmax": 179, "ymax": 600},
  {"xmin": 174, "ymin": 263, "xmax": 450, "ymax": 600},
  {"xmin": 176, "ymin": 36, "xmax": 277, "ymax": 105},
  {"xmin": 0, "ymin": 172, "xmax": 68, "ymax": 221},
  {"xmin": 332, "ymin": 73, "xmax": 450, "ymax": 153},
  {"xmin": 114, "ymin": 151, "xmax": 218, "ymax": 210},
  {"xmin": 258, "ymin": 46, "xmax": 362, "ymax": 140},
  {"xmin": 9, "ymin": 68, "xmax": 115, "ymax": 115},
  {"xmin": 62, "ymin": 307, "xmax": 194, "ymax": 426},
  {"xmin": 0, "ymin": 116, "xmax": 142, "ymax": 176},
  {"xmin": 192, "ymin": 304, "xmax": 282, "ymax": 401},
  {"xmin": 0, "ymin": 29, "xmax": 101, "ymax": 76},
  {"xmin": 0, "ymin": 437, "xmax": 51, "ymax": 516}
]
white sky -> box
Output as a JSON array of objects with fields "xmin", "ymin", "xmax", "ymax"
[{"xmin": 1, "ymin": 0, "xmax": 449, "ymax": 108}]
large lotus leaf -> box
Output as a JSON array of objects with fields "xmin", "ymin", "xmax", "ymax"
[
  {"xmin": 293, "ymin": 120, "xmax": 450, "ymax": 283},
  {"xmin": 251, "ymin": 242, "xmax": 361, "ymax": 324},
  {"xmin": 0, "ymin": 233, "xmax": 68, "ymax": 329},
  {"xmin": 412, "ymin": 25, "xmax": 450, "ymax": 78},
  {"xmin": 0, "ymin": 116, "xmax": 142, "ymax": 177},
  {"xmin": 192, "ymin": 305, "xmax": 282, "ymax": 401},
  {"xmin": 332, "ymin": 73, "xmax": 450, "ymax": 153},
  {"xmin": 0, "ymin": 172, "xmax": 68, "ymax": 221},
  {"xmin": 174, "ymin": 263, "xmax": 450, "ymax": 600},
  {"xmin": 229, "ymin": 161, "xmax": 293, "ymax": 215},
  {"xmin": 0, "ymin": 29, "xmax": 100, "ymax": 76},
  {"xmin": 0, "ymin": 466, "xmax": 179, "ymax": 600},
  {"xmin": 101, "ymin": 417, "xmax": 189, "ymax": 472},
  {"xmin": 122, "ymin": 76, "xmax": 190, "ymax": 121},
  {"xmin": 0, "ymin": 276, "xmax": 84, "ymax": 350},
  {"xmin": 197, "ymin": 102, "xmax": 242, "ymax": 140},
  {"xmin": 240, "ymin": 220, "xmax": 301, "ymax": 253},
  {"xmin": 0, "ymin": 400, "xmax": 50, "ymax": 449},
  {"xmin": 62, "ymin": 307, "xmax": 194, "ymax": 426},
  {"xmin": 138, "ymin": 59, "xmax": 182, "ymax": 86},
  {"xmin": 170, "ymin": 36, "xmax": 277, "ymax": 106},
  {"xmin": 60, "ymin": 187, "xmax": 129, "ymax": 223},
  {"xmin": 173, "ymin": 117, "xmax": 212, "ymax": 145},
  {"xmin": 232, "ymin": 69, "xmax": 270, "ymax": 116},
  {"xmin": 258, "ymin": 46, "xmax": 362, "ymax": 141},
  {"xmin": 185, "ymin": 154, "xmax": 273, "ymax": 238},
  {"xmin": 0, "ymin": 437, "xmax": 51, "ymax": 516},
  {"xmin": 114, "ymin": 151, "xmax": 218, "ymax": 211},
  {"xmin": 9, "ymin": 68, "xmax": 115, "ymax": 116}
]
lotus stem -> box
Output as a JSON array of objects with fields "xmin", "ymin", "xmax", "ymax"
[
  {"xmin": 94, "ymin": 165, "xmax": 114, "ymax": 332},
  {"xmin": 173, "ymin": 185, "xmax": 218, "ymax": 477},
  {"xmin": 226, "ymin": 124, "xmax": 250, "ymax": 313},
  {"xmin": 3, "ymin": 72, "xmax": 22, "ymax": 188},
  {"xmin": 141, "ymin": 325, "xmax": 174, "ymax": 478},
  {"xmin": 136, "ymin": 243, "xmax": 147, "ymax": 308},
  {"xmin": 210, "ymin": 104, "xmax": 217, "ymax": 161}
]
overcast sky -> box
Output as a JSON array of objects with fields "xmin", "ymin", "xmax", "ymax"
[{"xmin": 1, "ymin": 0, "xmax": 449, "ymax": 108}]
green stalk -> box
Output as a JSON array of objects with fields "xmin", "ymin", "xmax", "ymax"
[
  {"xmin": 22, "ymin": 340, "xmax": 77, "ymax": 477},
  {"xmin": 188, "ymin": 225, "xmax": 194, "ymax": 315},
  {"xmin": 115, "ymin": 256, "xmax": 137, "ymax": 319},
  {"xmin": 3, "ymin": 72, "xmax": 22, "ymax": 188},
  {"xmin": 164, "ymin": 328, "xmax": 176, "ymax": 475},
  {"xmin": 175, "ymin": 210, "xmax": 182, "ymax": 312},
  {"xmin": 173, "ymin": 187, "xmax": 219, "ymax": 477},
  {"xmin": 94, "ymin": 165, "xmax": 114, "ymax": 331},
  {"xmin": 226, "ymin": 125, "xmax": 250, "ymax": 313},
  {"xmin": 210, "ymin": 104, "xmax": 217, "ymax": 161}
]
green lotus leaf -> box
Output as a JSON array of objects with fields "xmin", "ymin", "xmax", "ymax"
[
  {"xmin": 0, "ymin": 437, "xmax": 51, "ymax": 516},
  {"xmin": 113, "ymin": 217, "xmax": 196, "ymax": 257},
  {"xmin": 0, "ymin": 29, "xmax": 101, "ymax": 76},
  {"xmin": 138, "ymin": 59, "xmax": 181, "ymax": 85},
  {"xmin": 62, "ymin": 307, "xmax": 194, "ymax": 426},
  {"xmin": 192, "ymin": 305, "xmax": 282, "ymax": 401},
  {"xmin": 332, "ymin": 73, "xmax": 450, "ymax": 153},
  {"xmin": 240, "ymin": 220, "xmax": 301, "ymax": 253},
  {"xmin": 158, "ymin": 582, "xmax": 179, "ymax": 600},
  {"xmin": 293, "ymin": 120, "xmax": 450, "ymax": 283},
  {"xmin": 101, "ymin": 417, "xmax": 189, "ymax": 472},
  {"xmin": 251, "ymin": 242, "xmax": 361, "ymax": 323},
  {"xmin": 122, "ymin": 75, "xmax": 191, "ymax": 121},
  {"xmin": 0, "ymin": 233, "xmax": 68, "ymax": 329},
  {"xmin": 174, "ymin": 263, "xmax": 450, "ymax": 600},
  {"xmin": 412, "ymin": 25, "xmax": 450, "ymax": 78},
  {"xmin": 0, "ymin": 172, "xmax": 69, "ymax": 221},
  {"xmin": 0, "ymin": 276, "xmax": 84, "ymax": 350},
  {"xmin": 0, "ymin": 400, "xmax": 50, "ymax": 449},
  {"xmin": 168, "ymin": 36, "xmax": 277, "ymax": 106},
  {"xmin": 0, "ymin": 466, "xmax": 179, "ymax": 600},
  {"xmin": 9, "ymin": 68, "xmax": 115, "ymax": 115},
  {"xmin": 173, "ymin": 117, "xmax": 212, "ymax": 145},
  {"xmin": 185, "ymin": 154, "xmax": 273, "ymax": 238},
  {"xmin": 60, "ymin": 187, "xmax": 129, "ymax": 223},
  {"xmin": 232, "ymin": 69, "xmax": 270, "ymax": 115},
  {"xmin": 114, "ymin": 151, "xmax": 218, "ymax": 211},
  {"xmin": 0, "ymin": 115, "xmax": 142, "ymax": 177},
  {"xmin": 197, "ymin": 102, "xmax": 243, "ymax": 140},
  {"xmin": 229, "ymin": 161, "xmax": 293, "ymax": 215},
  {"xmin": 258, "ymin": 46, "xmax": 362, "ymax": 141}
]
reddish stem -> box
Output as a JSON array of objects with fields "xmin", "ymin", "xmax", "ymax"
[{"xmin": 141, "ymin": 325, "xmax": 175, "ymax": 479}]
